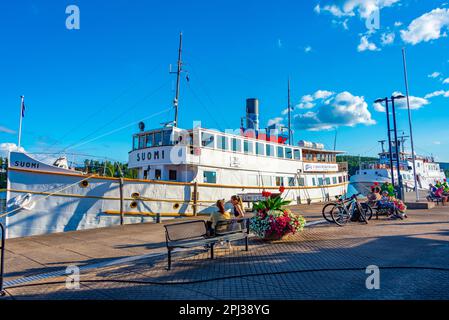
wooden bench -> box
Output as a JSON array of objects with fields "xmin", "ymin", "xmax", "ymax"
[
  {"xmin": 427, "ymin": 194, "xmax": 444, "ymax": 206},
  {"xmin": 164, "ymin": 219, "xmax": 249, "ymax": 270}
]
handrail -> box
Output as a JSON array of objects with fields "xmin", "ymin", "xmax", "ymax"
[{"xmin": 0, "ymin": 222, "xmax": 5, "ymax": 296}]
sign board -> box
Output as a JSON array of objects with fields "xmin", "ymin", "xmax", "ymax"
[
  {"xmin": 128, "ymin": 146, "xmax": 187, "ymax": 168},
  {"xmin": 303, "ymin": 163, "xmax": 338, "ymax": 172}
]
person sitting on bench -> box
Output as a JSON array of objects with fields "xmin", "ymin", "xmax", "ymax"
[{"xmin": 209, "ymin": 199, "xmax": 231, "ymax": 233}]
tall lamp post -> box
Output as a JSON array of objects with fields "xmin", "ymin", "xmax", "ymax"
[{"xmin": 374, "ymin": 94, "xmax": 406, "ymax": 200}]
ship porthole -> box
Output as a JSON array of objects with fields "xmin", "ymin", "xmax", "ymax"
[
  {"xmin": 131, "ymin": 192, "xmax": 140, "ymax": 199},
  {"xmin": 173, "ymin": 203, "xmax": 180, "ymax": 210},
  {"xmin": 80, "ymin": 180, "xmax": 89, "ymax": 188},
  {"xmin": 130, "ymin": 201, "xmax": 138, "ymax": 209}
]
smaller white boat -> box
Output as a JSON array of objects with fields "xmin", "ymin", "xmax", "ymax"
[{"xmin": 350, "ymin": 139, "xmax": 446, "ymax": 195}]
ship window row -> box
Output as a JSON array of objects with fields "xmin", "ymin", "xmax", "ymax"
[
  {"xmin": 303, "ymin": 150, "xmax": 336, "ymax": 163},
  {"xmin": 134, "ymin": 131, "xmax": 174, "ymax": 150},
  {"xmin": 202, "ymin": 171, "xmax": 347, "ymax": 187},
  {"xmin": 202, "ymin": 132, "xmax": 301, "ymax": 160}
]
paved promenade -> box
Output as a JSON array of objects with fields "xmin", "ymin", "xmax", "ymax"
[{"xmin": 2, "ymin": 204, "xmax": 449, "ymax": 300}]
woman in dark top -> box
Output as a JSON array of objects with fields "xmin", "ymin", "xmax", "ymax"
[{"xmin": 231, "ymin": 195, "xmax": 245, "ymax": 219}]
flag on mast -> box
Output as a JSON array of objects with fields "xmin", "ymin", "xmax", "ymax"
[{"xmin": 21, "ymin": 96, "xmax": 26, "ymax": 117}]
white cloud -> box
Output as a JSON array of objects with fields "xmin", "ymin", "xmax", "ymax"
[
  {"xmin": 392, "ymin": 91, "xmax": 430, "ymax": 110},
  {"xmin": 373, "ymin": 102, "xmax": 386, "ymax": 112},
  {"xmin": 0, "ymin": 126, "xmax": 16, "ymax": 134},
  {"xmin": 373, "ymin": 92, "xmax": 430, "ymax": 111},
  {"xmin": 428, "ymin": 72, "xmax": 441, "ymax": 78},
  {"xmin": 293, "ymin": 91, "xmax": 375, "ymax": 131},
  {"xmin": 400, "ymin": 8, "xmax": 449, "ymax": 45},
  {"xmin": 357, "ymin": 35, "xmax": 379, "ymax": 51},
  {"xmin": 267, "ymin": 117, "xmax": 284, "ymax": 127},
  {"xmin": 425, "ymin": 90, "xmax": 449, "ymax": 98},
  {"xmin": 317, "ymin": 0, "xmax": 400, "ymax": 23},
  {"xmin": 343, "ymin": 0, "xmax": 400, "ymax": 19},
  {"xmin": 304, "ymin": 46, "xmax": 312, "ymax": 53},
  {"xmin": 381, "ymin": 32, "xmax": 395, "ymax": 45},
  {"xmin": 443, "ymin": 77, "xmax": 449, "ymax": 84},
  {"xmin": 313, "ymin": 90, "xmax": 334, "ymax": 99},
  {"xmin": 0, "ymin": 143, "xmax": 25, "ymax": 158},
  {"xmin": 433, "ymin": 141, "xmax": 442, "ymax": 145},
  {"xmin": 394, "ymin": 21, "xmax": 403, "ymax": 27}
]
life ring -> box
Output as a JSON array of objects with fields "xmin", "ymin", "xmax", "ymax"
[{"xmin": 12, "ymin": 193, "xmax": 35, "ymax": 211}]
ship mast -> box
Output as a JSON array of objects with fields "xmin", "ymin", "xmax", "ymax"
[
  {"xmin": 171, "ymin": 32, "xmax": 183, "ymax": 127},
  {"xmin": 287, "ymin": 78, "xmax": 292, "ymax": 145}
]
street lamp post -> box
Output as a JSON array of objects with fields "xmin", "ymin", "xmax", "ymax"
[
  {"xmin": 375, "ymin": 94, "xmax": 406, "ymax": 200},
  {"xmin": 391, "ymin": 95, "xmax": 406, "ymax": 200},
  {"xmin": 375, "ymin": 97, "xmax": 395, "ymax": 187}
]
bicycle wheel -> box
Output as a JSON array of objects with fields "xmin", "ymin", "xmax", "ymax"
[
  {"xmin": 322, "ymin": 203, "xmax": 337, "ymax": 223},
  {"xmin": 357, "ymin": 204, "xmax": 369, "ymax": 224},
  {"xmin": 330, "ymin": 205, "xmax": 350, "ymax": 226},
  {"xmin": 361, "ymin": 203, "xmax": 373, "ymax": 222}
]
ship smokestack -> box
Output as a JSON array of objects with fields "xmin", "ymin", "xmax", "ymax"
[{"xmin": 246, "ymin": 98, "xmax": 259, "ymax": 131}]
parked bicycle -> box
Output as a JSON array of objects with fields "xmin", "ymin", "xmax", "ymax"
[
  {"xmin": 322, "ymin": 194, "xmax": 372, "ymax": 223},
  {"xmin": 330, "ymin": 193, "xmax": 371, "ymax": 226}
]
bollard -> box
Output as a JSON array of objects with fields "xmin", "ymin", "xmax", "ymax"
[
  {"xmin": 0, "ymin": 222, "xmax": 5, "ymax": 296},
  {"xmin": 156, "ymin": 213, "xmax": 161, "ymax": 224}
]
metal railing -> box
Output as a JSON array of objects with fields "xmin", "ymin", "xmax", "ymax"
[{"xmin": 0, "ymin": 222, "xmax": 5, "ymax": 296}]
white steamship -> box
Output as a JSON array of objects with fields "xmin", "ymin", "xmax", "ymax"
[{"xmin": 3, "ymin": 35, "xmax": 349, "ymax": 238}]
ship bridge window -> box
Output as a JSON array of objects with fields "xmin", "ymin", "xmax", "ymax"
[
  {"xmin": 139, "ymin": 135, "xmax": 146, "ymax": 149},
  {"xmin": 203, "ymin": 171, "xmax": 217, "ymax": 184},
  {"xmin": 277, "ymin": 146, "xmax": 284, "ymax": 158},
  {"xmin": 232, "ymin": 138, "xmax": 242, "ymax": 152},
  {"xmin": 294, "ymin": 149, "xmax": 301, "ymax": 160},
  {"xmin": 298, "ymin": 177, "xmax": 305, "ymax": 186},
  {"xmin": 201, "ymin": 132, "xmax": 215, "ymax": 148},
  {"xmin": 217, "ymin": 135, "xmax": 228, "ymax": 150},
  {"xmin": 146, "ymin": 133, "xmax": 154, "ymax": 148},
  {"xmin": 155, "ymin": 169, "xmax": 161, "ymax": 180},
  {"xmin": 162, "ymin": 131, "xmax": 172, "ymax": 146},
  {"xmin": 154, "ymin": 132, "xmax": 162, "ymax": 147},
  {"xmin": 266, "ymin": 144, "xmax": 274, "ymax": 157},
  {"xmin": 256, "ymin": 142, "xmax": 265, "ymax": 156},
  {"xmin": 318, "ymin": 178, "xmax": 323, "ymax": 186},
  {"xmin": 333, "ymin": 177, "xmax": 337, "ymax": 184},
  {"xmin": 133, "ymin": 135, "xmax": 139, "ymax": 150},
  {"xmin": 244, "ymin": 140, "xmax": 254, "ymax": 154},
  {"xmin": 285, "ymin": 148, "xmax": 293, "ymax": 159}
]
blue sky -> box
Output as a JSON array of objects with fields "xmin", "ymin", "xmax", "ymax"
[{"xmin": 1, "ymin": 0, "xmax": 449, "ymax": 163}]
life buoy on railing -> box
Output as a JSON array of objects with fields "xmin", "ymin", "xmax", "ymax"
[{"xmin": 11, "ymin": 193, "xmax": 35, "ymax": 211}]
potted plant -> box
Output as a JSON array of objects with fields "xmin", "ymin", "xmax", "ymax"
[{"xmin": 250, "ymin": 188, "xmax": 306, "ymax": 241}]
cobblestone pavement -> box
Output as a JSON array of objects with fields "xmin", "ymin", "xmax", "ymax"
[{"xmin": 2, "ymin": 205, "xmax": 449, "ymax": 300}]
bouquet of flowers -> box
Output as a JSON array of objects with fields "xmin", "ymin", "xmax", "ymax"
[
  {"xmin": 251, "ymin": 189, "xmax": 306, "ymax": 240},
  {"xmin": 393, "ymin": 199, "xmax": 407, "ymax": 213}
]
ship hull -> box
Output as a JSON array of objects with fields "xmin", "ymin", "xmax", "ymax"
[{"xmin": 5, "ymin": 167, "xmax": 348, "ymax": 238}]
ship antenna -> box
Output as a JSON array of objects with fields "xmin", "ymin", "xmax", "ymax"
[
  {"xmin": 170, "ymin": 32, "xmax": 183, "ymax": 127},
  {"xmin": 287, "ymin": 78, "xmax": 292, "ymax": 145}
]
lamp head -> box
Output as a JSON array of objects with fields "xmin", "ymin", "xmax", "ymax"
[{"xmin": 374, "ymin": 98, "xmax": 386, "ymax": 104}]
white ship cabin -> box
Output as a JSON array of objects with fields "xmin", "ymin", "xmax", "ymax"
[
  {"xmin": 128, "ymin": 125, "xmax": 348, "ymax": 188},
  {"xmin": 354, "ymin": 146, "xmax": 445, "ymax": 187}
]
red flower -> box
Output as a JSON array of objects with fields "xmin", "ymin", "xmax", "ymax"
[
  {"xmin": 279, "ymin": 186, "xmax": 285, "ymax": 193},
  {"xmin": 262, "ymin": 191, "xmax": 272, "ymax": 198}
]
